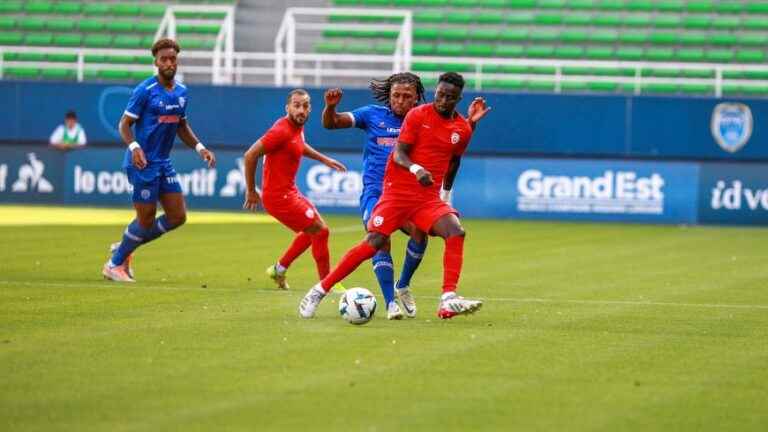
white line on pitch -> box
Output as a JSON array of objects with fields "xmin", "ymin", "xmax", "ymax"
[{"xmin": 419, "ymin": 296, "xmax": 768, "ymax": 310}]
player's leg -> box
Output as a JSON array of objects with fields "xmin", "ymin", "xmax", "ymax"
[
  {"xmin": 429, "ymin": 213, "xmax": 482, "ymax": 319},
  {"xmin": 103, "ymin": 201, "xmax": 157, "ymax": 282},
  {"xmin": 361, "ymin": 193, "xmax": 401, "ymax": 319},
  {"xmin": 395, "ymin": 222, "xmax": 427, "ymax": 318},
  {"xmin": 299, "ymin": 196, "xmax": 408, "ymax": 318},
  {"xmin": 303, "ymin": 215, "xmax": 331, "ymax": 280},
  {"xmin": 269, "ymin": 230, "xmax": 312, "ymax": 289},
  {"xmin": 142, "ymin": 191, "xmax": 187, "ymax": 243}
]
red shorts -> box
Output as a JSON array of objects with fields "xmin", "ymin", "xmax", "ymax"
[
  {"xmin": 263, "ymin": 191, "xmax": 321, "ymax": 232},
  {"xmin": 366, "ymin": 192, "xmax": 458, "ymax": 235}
]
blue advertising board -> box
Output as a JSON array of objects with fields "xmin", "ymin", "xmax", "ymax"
[
  {"xmin": 1, "ymin": 81, "xmax": 766, "ymax": 160},
  {"xmin": 2, "ymin": 145, "xmax": 768, "ymax": 225}
]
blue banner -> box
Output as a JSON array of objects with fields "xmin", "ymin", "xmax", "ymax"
[
  {"xmin": 698, "ymin": 163, "xmax": 768, "ymax": 225},
  {"xmin": 2, "ymin": 81, "xmax": 766, "ymax": 160}
]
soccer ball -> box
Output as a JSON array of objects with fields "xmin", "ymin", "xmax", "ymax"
[{"xmin": 339, "ymin": 287, "xmax": 377, "ymax": 325}]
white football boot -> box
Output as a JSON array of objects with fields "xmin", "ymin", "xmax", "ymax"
[
  {"xmin": 396, "ymin": 285, "xmax": 417, "ymax": 318},
  {"xmin": 109, "ymin": 242, "xmax": 134, "ymax": 279},
  {"xmin": 437, "ymin": 292, "xmax": 482, "ymax": 319},
  {"xmin": 299, "ymin": 283, "xmax": 327, "ymax": 318},
  {"xmin": 101, "ymin": 262, "xmax": 135, "ymax": 283},
  {"xmin": 387, "ymin": 301, "xmax": 404, "ymax": 320}
]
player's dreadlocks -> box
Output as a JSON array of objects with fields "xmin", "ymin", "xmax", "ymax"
[{"xmin": 369, "ymin": 72, "xmax": 425, "ymax": 108}]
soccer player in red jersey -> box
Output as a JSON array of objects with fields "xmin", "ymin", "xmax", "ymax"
[
  {"xmin": 300, "ymin": 72, "xmax": 491, "ymax": 319},
  {"xmin": 243, "ymin": 89, "xmax": 347, "ymax": 289}
]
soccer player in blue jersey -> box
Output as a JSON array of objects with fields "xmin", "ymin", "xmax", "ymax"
[
  {"xmin": 322, "ymin": 73, "xmax": 430, "ymax": 319},
  {"xmin": 102, "ymin": 38, "xmax": 216, "ymax": 282}
]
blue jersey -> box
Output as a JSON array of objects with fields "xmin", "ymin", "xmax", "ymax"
[
  {"xmin": 350, "ymin": 104, "xmax": 403, "ymax": 195},
  {"xmin": 122, "ymin": 76, "xmax": 188, "ymax": 170}
]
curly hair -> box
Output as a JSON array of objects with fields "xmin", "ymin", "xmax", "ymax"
[
  {"xmin": 369, "ymin": 72, "xmax": 425, "ymax": 108},
  {"xmin": 151, "ymin": 38, "xmax": 180, "ymax": 56},
  {"xmin": 438, "ymin": 71, "xmax": 465, "ymax": 90}
]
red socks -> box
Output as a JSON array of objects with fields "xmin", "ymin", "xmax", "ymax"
[
  {"xmin": 320, "ymin": 241, "xmax": 377, "ymax": 292},
  {"xmin": 278, "ymin": 232, "xmax": 312, "ymax": 268},
  {"xmin": 443, "ymin": 235, "xmax": 464, "ymax": 294},
  {"xmin": 311, "ymin": 227, "xmax": 331, "ymax": 279}
]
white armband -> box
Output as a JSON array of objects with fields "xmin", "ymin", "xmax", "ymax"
[
  {"xmin": 195, "ymin": 142, "xmax": 206, "ymax": 154},
  {"xmin": 409, "ymin": 164, "xmax": 424, "ymax": 175},
  {"xmin": 128, "ymin": 141, "xmax": 140, "ymax": 151}
]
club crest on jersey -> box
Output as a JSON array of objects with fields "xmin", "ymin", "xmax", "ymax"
[
  {"xmin": 450, "ymin": 132, "xmax": 461, "ymax": 145},
  {"xmin": 373, "ymin": 215, "xmax": 384, "ymax": 227},
  {"xmin": 140, "ymin": 189, "xmax": 151, "ymax": 200},
  {"xmin": 305, "ymin": 209, "xmax": 315, "ymax": 219},
  {"xmin": 711, "ymin": 102, "xmax": 753, "ymax": 153},
  {"xmin": 178, "ymin": 97, "xmax": 186, "ymax": 108}
]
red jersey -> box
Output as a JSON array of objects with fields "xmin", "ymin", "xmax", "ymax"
[
  {"xmin": 260, "ymin": 117, "xmax": 305, "ymax": 199},
  {"xmin": 382, "ymin": 103, "xmax": 472, "ymax": 197}
]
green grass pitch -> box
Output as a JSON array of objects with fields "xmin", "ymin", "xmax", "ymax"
[{"xmin": 1, "ymin": 205, "xmax": 767, "ymax": 431}]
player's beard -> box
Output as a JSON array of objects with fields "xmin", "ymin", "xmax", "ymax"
[
  {"xmin": 160, "ymin": 67, "xmax": 176, "ymax": 81},
  {"xmin": 289, "ymin": 113, "xmax": 307, "ymax": 125}
]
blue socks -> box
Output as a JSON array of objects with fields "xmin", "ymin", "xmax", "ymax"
[
  {"xmin": 372, "ymin": 251, "xmax": 395, "ymax": 307},
  {"xmin": 110, "ymin": 219, "xmax": 149, "ymax": 267},
  {"xmin": 397, "ymin": 238, "xmax": 427, "ymax": 290},
  {"xmin": 110, "ymin": 216, "xmax": 180, "ymax": 266}
]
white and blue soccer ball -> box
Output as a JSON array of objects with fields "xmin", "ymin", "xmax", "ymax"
[{"xmin": 339, "ymin": 287, "xmax": 377, "ymax": 325}]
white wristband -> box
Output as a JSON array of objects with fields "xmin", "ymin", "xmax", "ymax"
[
  {"xmin": 195, "ymin": 142, "xmax": 206, "ymax": 154},
  {"xmin": 128, "ymin": 141, "xmax": 140, "ymax": 151},
  {"xmin": 409, "ymin": 164, "xmax": 424, "ymax": 175}
]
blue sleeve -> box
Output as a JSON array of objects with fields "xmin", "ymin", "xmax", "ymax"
[
  {"xmin": 180, "ymin": 91, "xmax": 188, "ymax": 119},
  {"xmin": 124, "ymin": 84, "xmax": 148, "ymax": 119},
  {"xmin": 350, "ymin": 105, "xmax": 373, "ymax": 129}
]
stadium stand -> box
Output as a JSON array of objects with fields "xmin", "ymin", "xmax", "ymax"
[
  {"xmin": 319, "ymin": 0, "xmax": 768, "ymax": 95},
  {"xmin": 0, "ymin": 1, "xmax": 233, "ymax": 82}
]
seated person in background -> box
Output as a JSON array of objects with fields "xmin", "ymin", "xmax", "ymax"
[{"xmin": 49, "ymin": 110, "xmax": 87, "ymax": 150}]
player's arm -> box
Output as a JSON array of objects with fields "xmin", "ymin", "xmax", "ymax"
[
  {"xmin": 177, "ymin": 118, "xmax": 215, "ymax": 168},
  {"xmin": 322, "ymin": 88, "xmax": 354, "ymax": 129},
  {"xmin": 242, "ymin": 140, "xmax": 265, "ymax": 211},
  {"xmin": 303, "ymin": 143, "xmax": 347, "ymax": 172},
  {"xmin": 119, "ymin": 114, "xmax": 148, "ymax": 170},
  {"xmin": 441, "ymin": 155, "xmax": 461, "ymax": 202},
  {"xmin": 393, "ymin": 141, "xmax": 433, "ymax": 187}
]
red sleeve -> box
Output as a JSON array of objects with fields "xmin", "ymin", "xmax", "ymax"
[
  {"xmin": 260, "ymin": 125, "xmax": 288, "ymax": 153},
  {"xmin": 454, "ymin": 124, "xmax": 473, "ymax": 156},
  {"xmin": 397, "ymin": 107, "xmax": 424, "ymax": 145}
]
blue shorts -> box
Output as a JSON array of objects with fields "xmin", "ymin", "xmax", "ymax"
[
  {"xmin": 360, "ymin": 189, "xmax": 382, "ymax": 229},
  {"xmin": 126, "ymin": 163, "xmax": 182, "ymax": 203}
]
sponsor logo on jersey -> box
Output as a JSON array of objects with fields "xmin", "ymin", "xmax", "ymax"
[
  {"xmin": 158, "ymin": 115, "xmax": 180, "ymax": 124},
  {"xmin": 376, "ymin": 137, "xmax": 398, "ymax": 147},
  {"xmin": 450, "ymin": 132, "xmax": 460, "ymax": 145},
  {"xmin": 516, "ymin": 169, "xmax": 666, "ymax": 215},
  {"xmin": 711, "ymin": 102, "xmax": 752, "ymax": 153}
]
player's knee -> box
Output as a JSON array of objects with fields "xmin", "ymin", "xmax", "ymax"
[
  {"xmin": 446, "ymin": 226, "xmax": 465, "ymax": 238},
  {"xmin": 137, "ymin": 215, "xmax": 155, "ymax": 229},
  {"xmin": 365, "ymin": 232, "xmax": 388, "ymax": 250}
]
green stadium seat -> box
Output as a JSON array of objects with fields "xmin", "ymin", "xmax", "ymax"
[
  {"xmin": 705, "ymin": 50, "xmax": 734, "ymax": 62},
  {"xmin": 738, "ymin": 34, "xmax": 768, "ymax": 47},
  {"xmin": 680, "ymin": 84, "xmax": 713, "ymax": 94},
  {"xmin": 54, "ymin": 34, "xmax": 82, "ymax": 47},
  {"xmin": 25, "ymin": 33, "xmax": 53, "ymax": 46},
  {"xmin": 712, "ymin": 17, "xmax": 740, "ymax": 31},
  {"xmin": 107, "ymin": 22, "xmax": 134, "ymax": 33},
  {"xmin": 646, "ymin": 48, "xmax": 674, "ymax": 61},
  {"xmin": 467, "ymin": 44, "xmax": 494, "ymax": 56},
  {"xmin": 316, "ymin": 41, "xmax": 344, "ymax": 53},
  {"xmin": 421, "ymin": 0, "xmax": 449, "ymax": 6},
  {"xmin": 743, "ymin": 71, "xmax": 768, "ymax": 80},
  {"xmin": 650, "ymin": 32, "xmax": 678, "ymax": 45},
  {"xmin": 644, "ymin": 68, "xmax": 678, "ymax": 77},
  {"xmin": 561, "ymin": 81, "xmax": 589, "ymax": 92},
  {"xmin": 590, "ymin": 30, "xmax": 618, "ymax": 44},
  {"xmin": 142, "ymin": 4, "xmax": 166, "ymax": 18},
  {"xmin": 412, "ymin": 43, "xmax": 435, "ymax": 55},
  {"xmin": 654, "ymin": 15, "xmax": 681, "ymax": 28},
  {"xmin": 20, "ymin": 18, "xmax": 45, "ymax": 31},
  {"xmin": 476, "ymin": 13, "xmax": 503, "ymax": 24},
  {"xmin": 627, "ymin": 1, "xmax": 654, "ymax": 11},
  {"xmin": 683, "ymin": 16, "xmax": 710, "ymax": 29},
  {"xmin": 78, "ymin": 20, "xmax": 105, "ymax": 32},
  {"xmin": 620, "ymin": 32, "xmax": 648, "ymax": 44},
  {"xmin": 616, "ymin": 47, "xmax": 643, "ymax": 60},
  {"xmin": 347, "ymin": 42, "xmax": 374, "ymax": 54},
  {"xmin": 742, "ymin": 86, "xmax": 768, "ymax": 96},
  {"xmin": 715, "ymin": 2, "xmax": 742, "ymax": 14},
  {"xmin": 624, "ymin": 15, "xmax": 651, "ymax": 27},
  {"xmin": 412, "ymin": 62, "xmax": 440, "ymax": 71},
  {"xmin": 84, "ymin": 34, "xmax": 112, "ymax": 47},
  {"xmin": 643, "ymin": 83, "xmax": 678, "ymax": 93},
  {"xmin": 677, "ymin": 49, "xmax": 704, "ymax": 62},
  {"xmin": 135, "ymin": 22, "xmax": 159, "ymax": 34},
  {"xmin": 554, "ymin": 46, "xmax": 584, "ymax": 58},
  {"xmin": 0, "ymin": 2, "xmax": 23, "ymax": 14},
  {"xmin": 527, "ymin": 45, "xmax": 555, "ymax": 58},
  {"xmin": 0, "ymin": 18, "xmax": 14, "ymax": 30},
  {"xmin": 47, "ymin": 19, "xmax": 75, "ymax": 32},
  {"xmin": 568, "ymin": 0, "xmax": 594, "ymax": 10},
  {"xmin": 488, "ymin": 79, "xmax": 525, "ymax": 90},
  {"xmin": 113, "ymin": 36, "xmax": 143, "ymax": 49},
  {"xmin": 480, "ymin": 0, "xmax": 507, "ymax": 8},
  {"xmin": 41, "ymin": 68, "xmax": 75, "ymax": 80},
  {"xmin": 495, "ymin": 45, "xmax": 525, "ymax": 57},
  {"xmin": 686, "ymin": 1, "xmax": 713, "ymax": 13},
  {"xmin": 528, "ymin": 80, "xmax": 555, "ymax": 92},
  {"xmin": 5, "ymin": 67, "xmax": 39, "ymax": 79},
  {"xmin": 441, "ymin": 28, "xmax": 469, "ymax": 40},
  {"xmin": 445, "ymin": 12, "xmax": 472, "ymax": 24},
  {"xmin": 53, "ymin": 2, "xmax": 81, "ymax": 15},
  {"xmin": 598, "ymin": 0, "xmax": 623, "ymax": 10},
  {"xmin": 681, "ymin": 69, "xmax": 713, "ymax": 78},
  {"xmin": 413, "ymin": 28, "xmax": 438, "ymax": 40},
  {"xmin": 588, "ymin": 81, "xmax": 618, "ymax": 92},
  {"xmin": 530, "ymin": 30, "xmax": 558, "ymax": 42},
  {"xmin": 48, "ymin": 53, "xmax": 77, "ymax": 62},
  {"xmin": 743, "ymin": 18, "xmax": 768, "ymax": 31},
  {"xmin": 539, "ymin": 0, "xmax": 566, "ymax": 9},
  {"xmin": 469, "ymin": 29, "xmax": 500, "ymax": 41},
  {"xmin": 25, "ymin": 2, "xmax": 53, "ymax": 14},
  {"xmin": 414, "ymin": 11, "xmax": 444, "ymax": 23},
  {"xmin": 710, "ymin": 33, "xmax": 737, "ymax": 46},
  {"xmin": 500, "ymin": 29, "xmax": 529, "ymax": 41},
  {"xmin": 17, "ymin": 52, "xmax": 45, "ymax": 62},
  {"xmin": 535, "ymin": 14, "xmax": 563, "ymax": 26},
  {"xmin": 132, "ymin": 71, "xmax": 152, "ymax": 81},
  {"xmin": 509, "ymin": 0, "xmax": 536, "ymax": 8},
  {"xmin": 435, "ymin": 43, "xmax": 463, "ymax": 56},
  {"xmin": 736, "ymin": 50, "xmax": 766, "ymax": 63},
  {"xmin": 657, "ymin": 1, "xmax": 684, "ymax": 12},
  {"xmin": 585, "ymin": 47, "xmax": 613, "ymax": 59},
  {"xmin": 99, "ymin": 70, "xmax": 131, "ymax": 80},
  {"xmin": 561, "ymin": 30, "xmax": 588, "ymax": 43},
  {"xmin": 374, "ymin": 42, "xmax": 395, "ymax": 54},
  {"xmin": 84, "ymin": 4, "xmax": 111, "ymax": 16},
  {"xmin": 113, "ymin": 4, "xmax": 141, "ymax": 17},
  {"xmin": 747, "ymin": 3, "xmax": 768, "ymax": 14},
  {"xmin": 679, "ymin": 33, "xmax": 707, "ymax": 46},
  {"xmin": 595, "ymin": 15, "xmax": 621, "ymax": 27},
  {"xmin": 563, "ymin": 13, "xmax": 592, "ymax": 26},
  {"xmin": 0, "ymin": 32, "xmax": 23, "ymax": 45},
  {"xmin": 506, "ymin": 13, "xmax": 534, "ymax": 25}
]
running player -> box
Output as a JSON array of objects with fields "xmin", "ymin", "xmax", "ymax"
[
  {"xmin": 243, "ymin": 89, "xmax": 346, "ymax": 289},
  {"xmin": 321, "ymin": 72, "xmax": 428, "ymax": 320},
  {"xmin": 102, "ymin": 38, "xmax": 216, "ymax": 282},
  {"xmin": 300, "ymin": 72, "xmax": 490, "ymax": 319}
]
